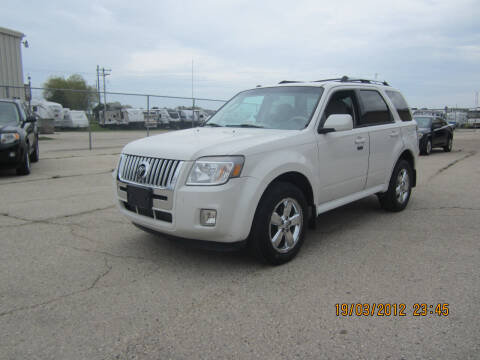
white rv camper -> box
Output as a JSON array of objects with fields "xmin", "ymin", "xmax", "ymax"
[
  {"xmin": 177, "ymin": 109, "xmax": 209, "ymax": 128},
  {"xmin": 65, "ymin": 110, "xmax": 89, "ymax": 128},
  {"xmin": 101, "ymin": 109, "xmax": 126, "ymax": 126},
  {"xmin": 32, "ymin": 100, "xmax": 64, "ymax": 125},
  {"xmin": 99, "ymin": 109, "xmax": 126, "ymax": 126},
  {"xmin": 167, "ymin": 109, "xmax": 181, "ymax": 128},
  {"xmin": 31, "ymin": 99, "xmax": 64, "ymax": 133},
  {"xmin": 56, "ymin": 108, "xmax": 89, "ymax": 128},
  {"xmin": 100, "ymin": 108, "xmax": 144, "ymax": 127},
  {"xmin": 70, "ymin": 111, "xmax": 89, "ymax": 128},
  {"xmin": 50, "ymin": 103, "xmax": 64, "ymax": 127},
  {"xmin": 155, "ymin": 108, "xmax": 181, "ymax": 128},
  {"xmin": 60, "ymin": 108, "xmax": 72, "ymax": 128},
  {"xmin": 143, "ymin": 110, "xmax": 158, "ymax": 128},
  {"xmin": 124, "ymin": 109, "xmax": 144, "ymax": 127}
]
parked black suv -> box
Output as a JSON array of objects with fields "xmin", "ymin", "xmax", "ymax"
[
  {"xmin": 414, "ymin": 115, "xmax": 453, "ymax": 155},
  {"xmin": 0, "ymin": 99, "xmax": 39, "ymax": 175}
]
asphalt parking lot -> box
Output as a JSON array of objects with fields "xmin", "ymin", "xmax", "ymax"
[{"xmin": 1, "ymin": 130, "xmax": 479, "ymax": 359}]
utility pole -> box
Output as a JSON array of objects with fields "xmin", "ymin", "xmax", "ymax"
[
  {"xmin": 27, "ymin": 76, "xmax": 32, "ymax": 110},
  {"xmin": 98, "ymin": 67, "xmax": 111, "ymax": 125},
  {"xmin": 96, "ymin": 65, "xmax": 101, "ymax": 104},
  {"xmin": 191, "ymin": 58, "xmax": 194, "ymax": 128}
]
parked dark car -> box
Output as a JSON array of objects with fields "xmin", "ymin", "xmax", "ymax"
[
  {"xmin": 414, "ymin": 115, "xmax": 453, "ymax": 155},
  {"xmin": 0, "ymin": 99, "xmax": 39, "ymax": 175}
]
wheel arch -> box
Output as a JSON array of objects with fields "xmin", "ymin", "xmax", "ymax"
[
  {"xmin": 266, "ymin": 171, "xmax": 315, "ymax": 207},
  {"xmin": 251, "ymin": 171, "xmax": 316, "ymax": 228},
  {"xmin": 396, "ymin": 149, "xmax": 417, "ymax": 187}
]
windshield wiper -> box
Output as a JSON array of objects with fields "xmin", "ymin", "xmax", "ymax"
[
  {"xmin": 203, "ymin": 123, "xmax": 223, "ymax": 127},
  {"xmin": 226, "ymin": 124, "xmax": 264, "ymax": 128}
]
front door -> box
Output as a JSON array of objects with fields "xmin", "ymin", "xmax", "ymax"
[
  {"xmin": 432, "ymin": 118, "xmax": 447, "ymax": 146},
  {"xmin": 316, "ymin": 90, "xmax": 370, "ymax": 204}
]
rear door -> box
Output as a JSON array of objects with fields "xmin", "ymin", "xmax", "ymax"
[
  {"xmin": 316, "ymin": 89, "xmax": 370, "ymax": 204},
  {"xmin": 356, "ymin": 89, "xmax": 404, "ymax": 189}
]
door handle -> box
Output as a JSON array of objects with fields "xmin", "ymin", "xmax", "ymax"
[
  {"xmin": 354, "ymin": 137, "xmax": 366, "ymax": 144},
  {"xmin": 389, "ymin": 131, "xmax": 400, "ymax": 137}
]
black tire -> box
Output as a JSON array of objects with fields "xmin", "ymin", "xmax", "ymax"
[
  {"xmin": 443, "ymin": 136, "xmax": 453, "ymax": 152},
  {"xmin": 30, "ymin": 137, "xmax": 39, "ymax": 162},
  {"xmin": 378, "ymin": 159, "xmax": 412, "ymax": 212},
  {"xmin": 423, "ymin": 138, "xmax": 432, "ymax": 156},
  {"xmin": 249, "ymin": 182, "xmax": 307, "ymax": 265},
  {"xmin": 16, "ymin": 143, "xmax": 31, "ymax": 175}
]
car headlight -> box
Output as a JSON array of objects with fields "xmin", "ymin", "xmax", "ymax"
[
  {"xmin": 0, "ymin": 132, "xmax": 20, "ymax": 144},
  {"xmin": 186, "ymin": 156, "xmax": 244, "ymax": 186}
]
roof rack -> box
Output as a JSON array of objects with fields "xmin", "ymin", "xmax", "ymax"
[
  {"xmin": 278, "ymin": 76, "xmax": 390, "ymax": 86},
  {"xmin": 278, "ymin": 80, "xmax": 304, "ymax": 84},
  {"xmin": 313, "ymin": 76, "xmax": 389, "ymax": 86}
]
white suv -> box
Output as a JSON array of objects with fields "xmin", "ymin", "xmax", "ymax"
[{"xmin": 114, "ymin": 77, "xmax": 418, "ymax": 264}]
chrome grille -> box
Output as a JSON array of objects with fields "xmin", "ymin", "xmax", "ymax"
[{"xmin": 119, "ymin": 154, "xmax": 183, "ymax": 189}]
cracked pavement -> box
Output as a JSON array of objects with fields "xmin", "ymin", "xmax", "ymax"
[{"xmin": 0, "ymin": 130, "xmax": 479, "ymax": 359}]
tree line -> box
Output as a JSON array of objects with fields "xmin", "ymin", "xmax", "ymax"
[{"xmin": 43, "ymin": 74, "xmax": 96, "ymax": 111}]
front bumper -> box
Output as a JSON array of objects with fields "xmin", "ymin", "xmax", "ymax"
[
  {"xmin": 115, "ymin": 173, "xmax": 260, "ymax": 243},
  {"xmin": 0, "ymin": 143, "xmax": 22, "ymax": 166}
]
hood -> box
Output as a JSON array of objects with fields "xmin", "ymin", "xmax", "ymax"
[
  {"xmin": 417, "ymin": 128, "xmax": 431, "ymax": 134},
  {"xmin": 0, "ymin": 124, "xmax": 20, "ymax": 133},
  {"xmin": 122, "ymin": 127, "xmax": 303, "ymax": 160}
]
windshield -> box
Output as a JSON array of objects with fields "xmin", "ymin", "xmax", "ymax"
[
  {"xmin": 0, "ymin": 102, "xmax": 20, "ymax": 126},
  {"xmin": 205, "ymin": 86, "xmax": 323, "ymax": 130},
  {"xmin": 414, "ymin": 116, "xmax": 432, "ymax": 129}
]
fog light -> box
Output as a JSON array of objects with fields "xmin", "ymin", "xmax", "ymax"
[
  {"xmin": 200, "ymin": 209, "xmax": 217, "ymax": 226},
  {"xmin": 9, "ymin": 152, "xmax": 16, "ymax": 158}
]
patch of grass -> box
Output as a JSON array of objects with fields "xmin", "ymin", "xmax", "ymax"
[{"xmin": 87, "ymin": 122, "xmax": 111, "ymax": 132}]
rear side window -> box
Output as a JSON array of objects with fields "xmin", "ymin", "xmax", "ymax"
[
  {"xmin": 386, "ymin": 91, "xmax": 412, "ymax": 121},
  {"xmin": 357, "ymin": 90, "xmax": 392, "ymax": 126}
]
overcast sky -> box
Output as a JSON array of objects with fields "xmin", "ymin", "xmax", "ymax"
[{"xmin": 2, "ymin": 0, "xmax": 479, "ymax": 109}]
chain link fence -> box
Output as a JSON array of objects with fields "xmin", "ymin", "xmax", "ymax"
[
  {"xmin": 1, "ymin": 84, "xmax": 227, "ymax": 150},
  {"xmin": 412, "ymin": 107, "xmax": 477, "ymax": 128},
  {"xmin": 3, "ymin": 83, "xmax": 479, "ymax": 152}
]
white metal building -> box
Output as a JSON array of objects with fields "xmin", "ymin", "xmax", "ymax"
[{"xmin": 0, "ymin": 26, "xmax": 25, "ymax": 99}]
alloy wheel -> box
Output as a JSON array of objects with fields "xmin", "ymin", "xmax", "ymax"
[
  {"xmin": 426, "ymin": 140, "xmax": 432, "ymax": 154},
  {"xmin": 395, "ymin": 168, "xmax": 410, "ymax": 204},
  {"xmin": 269, "ymin": 198, "xmax": 303, "ymax": 253}
]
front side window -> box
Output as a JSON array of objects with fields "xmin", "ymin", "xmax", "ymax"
[
  {"xmin": 358, "ymin": 90, "xmax": 393, "ymax": 126},
  {"xmin": 386, "ymin": 91, "xmax": 412, "ymax": 121},
  {"xmin": 205, "ymin": 86, "xmax": 324, "ymax": 130},
  {"xmin": 321, "ymin": 90, "xmax": 357, "ymax": 127},
  {"xmin": 0, "ymin": 102, "xmax": 20, "ymax": 125}
]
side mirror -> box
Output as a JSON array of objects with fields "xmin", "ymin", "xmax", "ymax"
[
  {"xmin": 319, "ymin": 114, "xmax": 353, "ymax": 134},
  {"xmin": 25, "ymin": 115, "xmax": 37, "ymax": 123}
]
